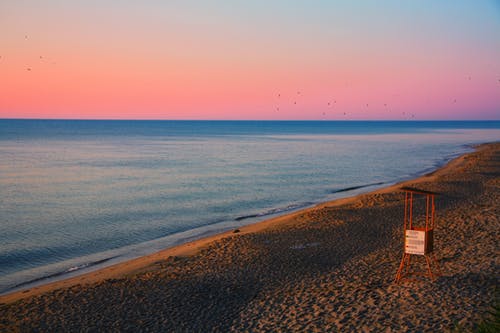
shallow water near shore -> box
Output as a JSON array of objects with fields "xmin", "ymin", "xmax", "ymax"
[{"xmin": 0, "ymin": 120, "xmax": 499, "ymax": 293}]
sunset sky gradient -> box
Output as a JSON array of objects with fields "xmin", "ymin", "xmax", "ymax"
[{"xmin": 1, "ymin": 1, "xmax": 499, "ymax": 120}]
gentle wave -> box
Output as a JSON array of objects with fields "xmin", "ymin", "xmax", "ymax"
[
  {"xmin": 330, "ymin": 182, "xmax": 385, "ymax": 194},
  {"xmin": 10, "ymin": 256, "xmax": 117, "ymax": 290},
  {"xmin": 235, "ymin": 202, "xmax": 313, "ymax": 221}
]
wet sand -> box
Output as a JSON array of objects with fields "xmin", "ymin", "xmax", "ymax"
[{"xmin": 1, "ymin": 142, "xmax": 498, "ymax": 332}]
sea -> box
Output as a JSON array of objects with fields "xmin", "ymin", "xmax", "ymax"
[{"xmin": 0, "ymin": 120, "xmax": 499, "ymax": 294}]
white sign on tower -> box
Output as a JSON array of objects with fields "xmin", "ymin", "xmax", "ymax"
[{"xmin": 405, "ymin": 230, "xmax": 426, "ymax": 255}]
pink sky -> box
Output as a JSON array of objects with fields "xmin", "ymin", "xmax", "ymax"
[{"xmin": 1, "ymin": 1, "xmax": 499, "ymax": 120}]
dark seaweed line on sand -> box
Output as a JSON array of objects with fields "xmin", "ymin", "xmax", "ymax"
[
  {"xmin": 330, "ymin": 182, "xmax": 385, "ymax": 194},
  {"xmin": 235, "ymin": 182, "xmax": 386, "ymax": 222}
]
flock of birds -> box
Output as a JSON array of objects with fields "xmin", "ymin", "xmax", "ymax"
[
  {"xmin": 0, "ymin": 35, "xmax": 55, "ymax": 72},
  {"xmin": 272, "ymin": 74, "xmax": 499, "ymax": 119},
  {"xmin": 274, "ymin": 90, "xmax": 422, "ymax": 119},
  {"xmin": 2, "ymin": 34, "xmax": 499, "ymax": 120}
]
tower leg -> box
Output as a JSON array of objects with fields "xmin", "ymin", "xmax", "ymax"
[
  {"xmin": 395, "ymin": 253, "xmax": 409, "ymax": 283},
  {"xmin": 406, "ymin": 255, "xmax": 411, "ymax": 276},
  {"xmin": 395, "ymin": 253, "xmax": 441, "ymax": 283},
  {"xmin": 424, "ymin": 255, "xmax": 434, "ymax": 280}
]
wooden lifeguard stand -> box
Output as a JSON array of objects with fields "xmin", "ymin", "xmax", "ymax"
[{"xmin": 395, "ymin": 187, "xmax": 442, "ymax": 283}]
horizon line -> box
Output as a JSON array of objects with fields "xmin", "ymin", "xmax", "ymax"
[{"xmin": 1, "ymin": 118, "xmax": 500, "ymax": 122}]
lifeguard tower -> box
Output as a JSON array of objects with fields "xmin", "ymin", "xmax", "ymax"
[{"xmin": 395, "ymin": 187, "xmax": 442, "ymax": 283}]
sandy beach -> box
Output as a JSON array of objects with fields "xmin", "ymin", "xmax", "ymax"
[{"xmin": 0, "ymin": 142, "xmax": 498, "ymax": 332}]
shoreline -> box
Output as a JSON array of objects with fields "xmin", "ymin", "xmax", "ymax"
[
  {"xmin": 0, "ymin": 179, "xmax": 389, "ymax": 297},
  {"xmin": 1, "ymin": 141, "xmax": 498, "ymax": 331},
  {"xmin": 0, "ymin": 142, "xmax": 485, "ymax": 305}
]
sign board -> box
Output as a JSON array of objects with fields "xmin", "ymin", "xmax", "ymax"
[{"xmin": 405, "ymin": 230, "xmax": 426, "ymax": 255}]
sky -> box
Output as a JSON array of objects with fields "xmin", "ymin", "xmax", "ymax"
[{"xmin": 1, "ymin": 0, "xmax": 499, "ymax": 120}]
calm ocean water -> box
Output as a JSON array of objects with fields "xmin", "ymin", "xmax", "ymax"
[{"xmin": 0, "ymin": 120, "xmax": 499, "ymax": 293}]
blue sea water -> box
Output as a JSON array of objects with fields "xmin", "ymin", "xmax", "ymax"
[{"xmin": 0, "ymin": 120, "xmax": 499, "ymax": 294}]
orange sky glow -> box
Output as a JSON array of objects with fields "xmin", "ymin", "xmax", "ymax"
[{"xmin": 1, "ymin": 1, "xmax": 499, "ymax": 120}]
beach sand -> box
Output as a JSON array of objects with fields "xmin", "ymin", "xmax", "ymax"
[{"xmin": 1, "ymin": 142, "xmax": 498, "ymax": 332}]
